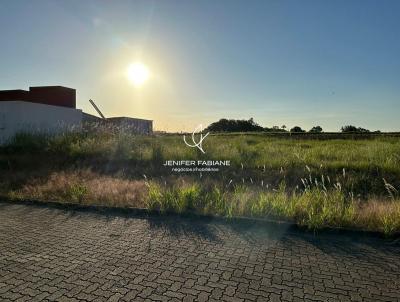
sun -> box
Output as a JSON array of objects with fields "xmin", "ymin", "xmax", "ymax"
[{"xmin": 127, "ymin": 62, "xmax": 150, "ymax": 86}]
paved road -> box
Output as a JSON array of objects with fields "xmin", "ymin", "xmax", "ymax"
[{"xmin": 0, "ymin": 202, "xmax": 399, "ymax": 302}]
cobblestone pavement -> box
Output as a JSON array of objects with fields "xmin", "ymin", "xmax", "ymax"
[{"xmin": 0, "ymin": 202, "xmax": 399, "ymax": 302}]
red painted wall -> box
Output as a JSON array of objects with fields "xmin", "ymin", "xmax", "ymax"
[{"xmin": 0, "ymin": 86, "xmax": 76, "ymax": 108}]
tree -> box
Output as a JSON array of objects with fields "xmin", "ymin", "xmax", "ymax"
[
  {"xmin": 309, "ymin": 126, "xmax": 323, "ymax": 133},
  {"xmin": 205, "ymin": 118, "xmax": 264, "ymax": 132},
  {"xmin": 341, "ymin": 125, "xmax": 370, "ymax": 133},
  {"xmin": 290, "ymin": 126, "xmax": 305, "ymax": 133},
  {"xmin": 341, "ymin": 125, "xmax": 357, "ymax": 132},
  {"xmin": 281, "ymin": 125, "xmax": 286, "ymax": 130},
  {"xmin": 357, "ymin": 127, "xmax": 370, "ymax": 133}
]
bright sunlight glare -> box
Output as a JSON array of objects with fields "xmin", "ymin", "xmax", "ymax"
[{"xmin": 127, "ymin": 62, "xmax": 150, "ymax": 86}]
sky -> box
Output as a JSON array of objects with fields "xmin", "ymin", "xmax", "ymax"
[{"xmin": 0, "ymin": 0, "xmax": 399, "ymax": 132}]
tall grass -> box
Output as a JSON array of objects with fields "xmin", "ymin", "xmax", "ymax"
[
  {"xmin": 2, "ymin": 131, "xmax": 399, "ymax": 197},
  {"xmin": 7, "ymin": 170, "xmax": 147, "ymax": 208},
  {"xmin": 1, "ymin": 131, "xmax": 400, "ymax": 234},
  {"xmin": 144, "ymin": 177, "xmax": 399, "ymax": 235}
]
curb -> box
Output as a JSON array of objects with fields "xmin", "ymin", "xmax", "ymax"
[{"xmin": 1, "ymin": 197, "xmax": 398, "ymax": 240}]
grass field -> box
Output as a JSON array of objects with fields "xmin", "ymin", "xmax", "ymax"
[{"xmin": 1, "ymin": 130, "xmax": 399, "ymax": 235}]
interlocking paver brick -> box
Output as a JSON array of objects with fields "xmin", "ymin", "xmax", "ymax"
[{"xmin": 0, "ymin": 202, "xmax": 399, "ymax": 302}]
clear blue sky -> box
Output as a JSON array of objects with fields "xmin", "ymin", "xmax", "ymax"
[{"xmin": 0, "ymin": 0, "xmax": 399, "ymax": 131}]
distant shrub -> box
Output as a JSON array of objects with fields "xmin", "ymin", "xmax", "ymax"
[
  {"xmin": 290, "ymin": 126, "xmax": 305, "ymax": 133},
  {"xmin": 309, "ymin": 126, "xmax": 323, "ymax": 133},
  {"xmin": 265, "ymin": 125, "xmax": 287, "ymax": 132},
  {"xmin": 341, "ymin": 125, "xmax": 370, "ymax": 133}
]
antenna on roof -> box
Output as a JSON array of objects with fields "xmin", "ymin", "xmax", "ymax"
[{"xmin": 89, "ymin": 99, "xmax": 106, "ymax": 119}]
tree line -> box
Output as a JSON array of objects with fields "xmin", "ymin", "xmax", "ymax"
[{"xmin": 205, "ymin": 118, "xmax": 378, "ymax": 133}]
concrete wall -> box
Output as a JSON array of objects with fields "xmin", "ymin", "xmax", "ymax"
[{"xmin": 0, "ymin": 101, "xmax": 82, "ymax": 143}]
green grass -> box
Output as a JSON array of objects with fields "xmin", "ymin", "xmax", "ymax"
[
  {"xmin": 4, "ymin": 130, "xmax": 399, "ymax": 196},
  {"xmin": 1, "ymin": 130, "xmax": 400, "ymax": 235},
  {"xmin": 144, "ymin": 178, "xmax": 399, "ymax": 235},
  {"xmin": 145, "ymin": 180, "xmax": 354, "ymax": 229}
]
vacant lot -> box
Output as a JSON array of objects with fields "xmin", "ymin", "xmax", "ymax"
[{"xmin": 1, "ymin": 130, "xmax": 399, "ymax": 234}]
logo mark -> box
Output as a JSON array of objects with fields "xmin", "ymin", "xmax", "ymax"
[{"xmin": 183, "ymin": 124, "xmax": 210, "ymax": 154}]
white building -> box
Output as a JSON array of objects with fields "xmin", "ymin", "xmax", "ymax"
[
  {"xmin": 0, "ymin": 101, "xmax": 82, "ymax": 144},
  {"xmin": 0, "ymin": 85, "xmax": 153, "ymax": 144}
]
